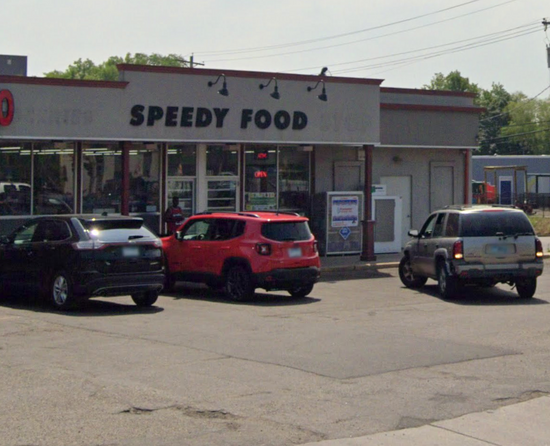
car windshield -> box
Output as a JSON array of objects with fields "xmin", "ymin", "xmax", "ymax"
[
  {"xmin": 261, "ymin": 221, "xmax": 312, "ymax": 241},
  {"xmin": 460, "ymin": 212, "xmax": 534, "ymax": 237}
]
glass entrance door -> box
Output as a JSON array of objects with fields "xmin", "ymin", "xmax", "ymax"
[
  {"xmin": 166, "ymin": 178, "xmax": 194, "ymax": 217},
  {"xmin": 205, "ymin": 145, "xmax": 239, "ymax": 212}
]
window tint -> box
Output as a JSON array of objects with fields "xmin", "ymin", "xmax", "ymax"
[
  {"xmin": 33, "ymin": 220, "xmax": 71, "ymax": 242},
  {"xmin": 460, "ymin": 212, "xmax": 534, "ymax": 237},
  {"xmin": 211, "ymin": 219, "xmax": 245, "ymax": 241},
  {"xmin": 420, "ymin": 214, "xmax": 437, "ymax": 238},
  {"xmin": 445, "ymin": 213, "xmax": 460, "ymax": 237},
  {"xmin": 432, "ymin": 213, "xmax": 446, "ymax": 237},
  {"xmin": 13, "ymin": 221, "xmax": 39, "ymax": 245},
  {"xmin": 81, "ymin": 219, "xmax": 157, "ymax": 243},
  {"xmin": 261, "ymin": 221, "xmax": 312, "ymax": 241}
]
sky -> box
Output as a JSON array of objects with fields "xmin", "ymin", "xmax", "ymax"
[{"xmin": 4, "ymin": 0, "xmax": 550, "ymax": 98}]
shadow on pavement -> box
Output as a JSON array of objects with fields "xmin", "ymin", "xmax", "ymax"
[
  {"xmin": 163, "ymin": 282, "xmax": 321, "ymax": 307},
  {"xmin": 415, "ymin": 283, "xmax": 549, "ymax": 306},
  {"xmin": 0, "ymin": 292, "xmax": 165, "ymax": 316}
]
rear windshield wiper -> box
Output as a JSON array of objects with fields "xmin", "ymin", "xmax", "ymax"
[{"xmin": 128, "ymin": 235, "xmax": 145, "ymax": 240}]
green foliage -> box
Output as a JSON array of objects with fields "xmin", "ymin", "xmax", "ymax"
[
  {"xmin": 44, "ymin": 53, "xmax": 189, "ymax": 81},
  {"xmin": 425, "ymin": 70, "xmax": 550, "ymax": 155},
  {"xmin": 423, "ymin": 70, "xmax": 480, "ymax": 96}
]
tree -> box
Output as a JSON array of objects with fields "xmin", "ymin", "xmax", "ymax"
[
  {"xmin": 423, "ymin": 70, "xmax": 480, "ymax": 97},
  {"xmin": 44, "ymin": 53, "xmax": 190, "ymax": 81}
]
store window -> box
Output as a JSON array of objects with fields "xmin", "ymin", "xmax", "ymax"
[
  {"xmin": 33, "ymin": 142, "xmax": 75, "ymax": 215},
  {"xmin": 279, "ymin": 148, "xmax": 310, "ymax": 213},
  {"xmin": 168, "ymin": 144, "xmax": 196, "ymax": 176},
  {"xmin": 129, "ymin": 143, "xmax": 160, "ymax": 213},
  {"xmin": 244, "ymin": 145, "xmax": 310, "ymax": 214},
  {"xmin": 82, "ymin": 143, "xmax": 122, "ymax": 214},
  {"xmin": 207, "ymin": 145, "xmax": 239, "ymax": 212},
  {"xmin": 167, "ymin": 144, "xmax": 197, "ymax": 217},
  {"xmin": 244, "ymin": 145, "xmax": 277, "ymax": 211},
  {"xmin": 0, "ymin": 143, "xmax": 32, "ymax": 215}
]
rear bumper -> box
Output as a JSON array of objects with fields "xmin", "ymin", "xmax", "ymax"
[
  {"xmin": 451, "ymin": 261, "xmax": 543, "ymax": 282},
  {"xmin": 73, "ymin": 272, "xmax": 165, "ymax": 298},
  {"xmin": 254, "ymin": 266, "xmax": 321, "ymax": 290}
]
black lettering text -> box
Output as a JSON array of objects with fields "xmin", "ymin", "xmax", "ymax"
[
  {"xmin": 292, "ymin": 111, "xmax": 307, "ymax": 130},
  {"xmin": 241, "ymin": 109, "xmax": 253, "ymax": 129},
  {"xmin": 213, "ymin": 108, "xmax": 229, "ymax": 128},
  {"xmin": 255, "ymin": 110, "xmax": 271, "ymax": 129},
  {"xmin": 274, "ymin": 111, "xmax": 291, "ymax": 130},
  {"xmin": 196, "ymin": 107, "xmax": 212, "ymax": 127},
  {"xmin": 129, "ymin": 105, "xmax": 145, "ymax": 126},
  {"xmin": 180, "ymin": 107, "xmax": 193, "ymax": 127},
  {"xmin": 147, "ymin": 106, "xmax": 164, "ymax": 126},
  {"xmin": 165, "ymin": 106, "xmax": 178, "ymax": 127}
]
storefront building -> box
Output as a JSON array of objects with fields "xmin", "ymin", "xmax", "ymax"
[{"xmin": 0, "ymin": 64, "xmax": 481, "ymax": 256}]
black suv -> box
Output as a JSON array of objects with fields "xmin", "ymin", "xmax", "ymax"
[
  {"xmin": 399, "ymin": 205, "xmax": 544, "ymax": 299},
  {"xmin": 0, "ymin": 216, "xmax": 165, "ymax": 310}
]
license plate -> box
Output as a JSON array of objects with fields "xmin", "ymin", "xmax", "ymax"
[
  {"xmin": 288, "ymin": 247, "xmax": 302, "ymax": 258},
  {"xmin": 122, "ymin": 246, "xmax": 140, "ymax": 257},
  {"xmin": 485, "ymin": 244, "xmax": 514, "ymax": 255}
]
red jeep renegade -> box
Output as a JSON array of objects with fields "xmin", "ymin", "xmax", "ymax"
[{"xmin": 161, "ymin": 211, "xmax": 321, "ymax": 301}]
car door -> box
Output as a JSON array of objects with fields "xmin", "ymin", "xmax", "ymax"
[
  {"xmin": 424, "ymin": 212, "xmax": 447, "ymax": 277},
  {"xmin": 170, "ymin": 218, "xmax": 214, "ymax": 275},
  {"xmin": 200, "ymin": 219, "xmax": 241, "ymax": 275},
  {"xmin": 0, "ymin": 220, "xmax": 40, "ymax": 291},
  {"xmin": 413, "ymin": 214, "xmax": 438, "ymax": 276}
]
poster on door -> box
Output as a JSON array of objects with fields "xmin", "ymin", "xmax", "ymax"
[{"xmin": 331, "ymin": 196, "xmax": 360, "ymax": 227}]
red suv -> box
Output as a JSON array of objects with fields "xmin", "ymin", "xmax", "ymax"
[{"xmin": 161, "ymin": 211, "xmax": 321, "ymax": 301}]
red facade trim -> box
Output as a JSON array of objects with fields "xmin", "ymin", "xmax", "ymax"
[{"xmin": 0, "ymin": 75, "xmax": 128, "ymax": 89}]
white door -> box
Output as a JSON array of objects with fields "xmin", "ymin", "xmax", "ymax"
[
  {"xmin": 381, "ymin": 175, "xmax": 411, "ymax": 250},
  {"xmin": 372, "ymin": 196, "xmax": 402, "ymax": 254}
]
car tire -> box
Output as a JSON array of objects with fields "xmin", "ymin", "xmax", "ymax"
[
  {"xmin": 225, "ymin": 265, "xmax": 255, "ymax": 302},
  {"xmin": 131, "ymin": 291, "xmax": 159, "ymax": 307},
  {"xmin": 398, "ymin": 256, "xmax": 428, "ymax": 289},
  {"xmin": 437, "ymin": 262, "xmax": 459, "ymax": 299},
  {"xmin": 50, "ymin": 271, "xmax": 77, "ymax": 311},
  {"xmin": 288, "ymin": 283, "xmax": 314, "ymax": 298},
  {"xmin": 516, "ymin": 278, "xmax": 537, "ymax": 299}
]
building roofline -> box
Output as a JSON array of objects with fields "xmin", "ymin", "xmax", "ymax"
[
  {"xmin": 381, "ymin": 86, "xmax": 477, "ymax": 98},
  {"xmin": 0, "ymin": 75, "xmax": 128, "ymax": 89},
  {"xmin": 116, "ymin": 64, "xmax": 384, "ymax": 85}
]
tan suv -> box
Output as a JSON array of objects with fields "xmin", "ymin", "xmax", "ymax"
[{"xmin": 399, "ymin": 205, "xmax": 544, "ymax": 299}]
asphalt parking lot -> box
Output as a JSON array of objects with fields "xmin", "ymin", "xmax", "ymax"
[{"xmin": 1, "ymin": 263, "xmax": 550, "ymax": 446}]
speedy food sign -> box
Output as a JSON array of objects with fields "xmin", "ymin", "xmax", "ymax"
[{"xmin": 0, "ymin": 90, "xmax": 14, "ymax": 126}]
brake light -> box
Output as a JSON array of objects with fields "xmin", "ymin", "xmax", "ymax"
[
  {"xmin": 255, "ymin": 243, "xmax": 271, "ymax": 256},
  {"xmin": 72, "ymin": 240, "xmax": 106, "ymax": 250},
  {"xmin": 313, "ymin": 240, "xmax": 318, "ymax": 253},
  {"xmin": 453, "ymin": 240, "xmax": 464, "ymax": 260},
  {"xmin": 536, "ymin": 238, "xmax": 544, "ymax": 258}
]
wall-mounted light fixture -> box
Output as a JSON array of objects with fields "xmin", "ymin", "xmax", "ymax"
[
  {"xmin": 207, "ymin": 74, "xmax": 229, "ymax": 96},
  {"xmin": 259, "ymin": 77, "xmax": 280, "ymax": 100},
  {"xmin": 307, "ymin": 79, "xmax": 327, "ymax": 102}
]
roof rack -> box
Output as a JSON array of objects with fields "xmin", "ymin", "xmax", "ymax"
[{"xmin": 443, "ymin": 204, "xmax": 518, "ymax": 210}]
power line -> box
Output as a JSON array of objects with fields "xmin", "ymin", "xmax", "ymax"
[
  {"xmin": 200, "ymin": 0, "xmax": 519, "ymax": 64},
  {"xmin": 480, "ymin": 127, "xmax": 550, "ymax": 143},
  {"xmin": 193, "ymin": 0, "xmax": 488, "ymax": 57},
  {"xmin": 480, "ymin": 85, "xmax": 550, "ymax": 123}
]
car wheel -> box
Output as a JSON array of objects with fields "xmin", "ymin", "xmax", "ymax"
[
  {"xmin": 437, "ymin": 262, "xmax": 459, "ymax": 299},
  {"xmin": 225, "ymin": 265, "xmax": 255, "ymax": 302},
  {"xmin": 398, "ymin": 256, "xmax": 427, "ymax": 289},
  {"xmin": 516, "ymin": 278, "xmax": 537, "ymax": 299},
  {"xmin": 50, "ymin": 271, "xmax": 77, "ymax": 311},
  {"xmin": 288, "ymin": 283, "xmax": 314, "ymax": 298},
  {"xmin": 131, "ymin": 291, "xmax": 159, "ymax": 307}
]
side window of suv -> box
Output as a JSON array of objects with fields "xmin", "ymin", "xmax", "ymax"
[
  {"xmin": 420, "ymin": 214, "xmax": 437, "ymax": 239},
  {"xmin": 432, "ymin": 213, "xmax": 446, "ymax": 238},
  {"xmin": 182, "ymin": 219, "xmax": 212, "ymax": 241},
  {"xmin": 445, "ymin": 213, "xmax": 459, "ymax": 237},
  {"xmin": 212, "ymin": 219, "xmax": 242, "ymax": 241},
  {"xmin": 33, "ymin": 220, "xmax": 72, "ymax": 242}
]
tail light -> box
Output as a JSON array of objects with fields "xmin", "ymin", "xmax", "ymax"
[
  {"xmin": 453, "ymin": 240, "xmax": 464, "ymax": 260},
  {"xmin": 255, "ymin": 243, "xmax": 271, "ymax": 256},
  {"xmin": 72, "ymin": 240, "xmax": 106, "ymax": 250},
  {"xmin": 313, "ymin": 240, "xmax": 318, "ymax": 253},
  {"xmin": 536, "ymin": 238, "xmax": 544, "ymax": 258}
]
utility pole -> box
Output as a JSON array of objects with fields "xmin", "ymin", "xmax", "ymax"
[
  {"xmin": 544, "ymin": 19, "xmax": 550, "ymax": 68},
  {"xmin": 189, "ymin": 54, "xmax": 205, "ymax": 69}
]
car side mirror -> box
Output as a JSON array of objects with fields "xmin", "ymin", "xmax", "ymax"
[
  {"xmin": 408, "ymin": 229, "xmax": 419, "ymax": 238},
  {"xmin": 175, "ymin": 231, "xmax": 184, "ymax": 241}
]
